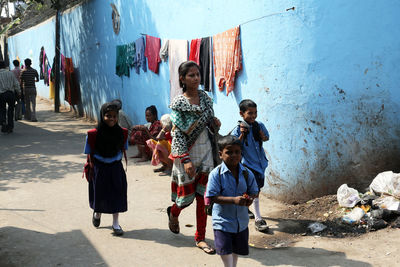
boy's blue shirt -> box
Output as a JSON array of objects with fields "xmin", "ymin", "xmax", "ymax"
[
  {"xmin": 206, "ymin": 161, "xmax": 259, "ymax": 233},
  {"xmin": 232, "ymin": 121, "xmax": 269, "ymax": 176},
  {"xmin": 84, "ymin": 136, "xmax": 128, "ymax": 163}
]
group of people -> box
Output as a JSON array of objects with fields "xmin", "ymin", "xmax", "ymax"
[
  {"xmin": 84, "ymin": 61, "xmax": 269, "ymax": 267},
  {"xmin": 0, "ymin": 59, "xmax": 39, "ymax": 133}
]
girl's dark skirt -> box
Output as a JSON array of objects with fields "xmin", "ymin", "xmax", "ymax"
[{"xmin": 89, "ymin": 159, "xmax": 127, "ymax": 213}]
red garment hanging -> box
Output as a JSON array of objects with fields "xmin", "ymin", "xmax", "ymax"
[
  {"xmin": 145, "ymin": 35, "xmax": 161, "ymax": 73},
  {"xmin": 189, "ymin": 38, "xmax": 201, "ymax": 64}
]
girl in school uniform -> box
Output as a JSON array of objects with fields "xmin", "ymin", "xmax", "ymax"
[{"xmin": 84, "ymin": 100, "xmax": 129, "ymax": 236}]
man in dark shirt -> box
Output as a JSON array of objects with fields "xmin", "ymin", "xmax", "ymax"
[{"xmin": 20, "ymin": 58, "xmax": 39, "ymax": 122}]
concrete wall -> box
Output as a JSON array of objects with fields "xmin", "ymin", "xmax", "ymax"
[{"xmin": 7, "ymin": 0, "xmax": 400, "ymax": 202}]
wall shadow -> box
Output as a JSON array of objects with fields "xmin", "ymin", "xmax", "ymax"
[
  {"xmin": 0, "ymin": 107, "xmax": 91, "ymax": 191},
  {"xmin": 0, "ymin": 227, "xmax": 107, "ymax": 266}
]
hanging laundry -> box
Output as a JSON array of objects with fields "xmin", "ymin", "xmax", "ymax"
[
  {"xmin": 50, "ymin": 56, "xmax": 56, "ymax": 82},
  {"xmin": 49, "ymin": 79, "xmax": 55, "ymax": 99},
  {"xmin": 43, "ymin": 56, "xmax": 50, "ymax": 86},
  {"xmin": 159, "ymin": 40, "xmax": 169, "ymax": 62},
  {"xmin": 189, "ymin": 38, "xmax": 201, "ymax": 64},
  {"xmin": 116, "ymin": 45, "xmax": 129, "ymax": 77},
  {"xmin": 64, "ymin": 58, "xmax": 80, "ymax": 105},
  {"xmin": 39, "ymin": 47, "xmax": 45, "ymax": 80},
  {"xmin": 61, "ymin": 54, "xmax": 66, "ymax": 74},
  {"xmin": 126, "ymin": 42, "xmax": 136, "ymax": 68},
  {"xmin": 199, "ymin": 37, "xmax": 212, "ymax": 92},
  {"xmin": 116, "ymin": 42, "xmax": 135, "ymax": 77},
  {"xmin": 213, "ymin": 26, "xmax": 242, "ymax": 96},
  {"xmin": 145, "ymin": 35, "xmax": 161, "ymax": 74},
  {"xmin": 133, "ymin": 36, "xmax": 147, "ymax": 74},
  {"xmin": 49, "ymin": 57, "xmax": 55, "ymax": 99},
  {"xmin": 168, "ymin": 40, "xmax": 188, "ymax": 102}
]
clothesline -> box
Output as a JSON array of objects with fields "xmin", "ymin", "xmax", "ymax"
[
  {"xmin": 240, "ymin": 6, "xmax": 295, "ymax": 26},
  {"xmin": 139, "ymin": 6, "xmax": 296, "ymax": 40}
]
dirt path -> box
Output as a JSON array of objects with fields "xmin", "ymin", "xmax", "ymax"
[{"xmin": 0, "ymin": 98, "xmax": 399, "ymax": 266}]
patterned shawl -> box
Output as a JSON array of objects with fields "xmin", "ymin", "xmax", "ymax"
[{"xmin": 169, "ymin": 90, "xmax": 214, "ymax": 158}]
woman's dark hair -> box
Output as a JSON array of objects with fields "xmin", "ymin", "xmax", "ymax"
[
  {"xmin": 239, "ymin": 99, "xmax": 257, "ymax": 112},
  {"xmin": 146, "ymin": 105, "xmax": 158, "ymax": 120},
  {"xmin": 13, "ymin": 60, "xmax": 20, "ymax": 67},
  {"xmin": 218, "ymin": 135, "xmax": 242, "ymax": 152},
  {"xmin": 178, "ymin": 60, "xmax": 200, "ymax": 92}
]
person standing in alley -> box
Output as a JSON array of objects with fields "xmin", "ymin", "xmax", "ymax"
[
  {"xmin": 0, "ymin": 60, "xmax": 20, "ymax": 133},
  {"xmin": 11, "ymin": 59, "xmax": 23, "ymax": 121},
  {"xmin": 232, "ymin": 99, "xmax": 270, "ymax": 233},
  {"xmin": 167, "ymin": 61, "xmax": 221, "ymax": 254},
  {"xmin": 84, "ymin": 101, "xmax": 129, "ymax": 236},
  {"xmin": 20, "ymin": 58, "xmax": 39, "ymax": 122}
]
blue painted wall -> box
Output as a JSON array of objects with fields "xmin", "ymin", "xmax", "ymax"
[
  {"xmin": 8, "ymin": 0, "xmax": 400, "ymax": 202},
  {"xmin": 8, "ymin": 18, "xmax": 55, "ymax": 99}
]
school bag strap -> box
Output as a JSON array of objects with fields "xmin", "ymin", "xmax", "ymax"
[
  {"xmin": 217, "ymin": 165, "xmax": 249, "ymax": 184},
  {"xmin": 82, "ymin": 129, "xmax": 97, "ymax": 181},
  {"xmin": 87, "ymin": 129, "xmax": 97, "ymax": 150},
  {"xmin": 205, "ymin": 165, "xmax": 250, "ymax": 216}
]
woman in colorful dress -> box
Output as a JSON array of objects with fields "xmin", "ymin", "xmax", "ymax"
[
  {"xmin": 129, "ymin": 105, "xmax": 162, "ymax": 162},
  {"xmin": 146, "ymin": 114, "xmax": 173, "ymax": 175},
  {"xmin": 167, "ymin": 61, "xmax": 221, "ymax": 254}
]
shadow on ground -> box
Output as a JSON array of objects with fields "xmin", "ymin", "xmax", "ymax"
[
  {"xmin": 0, "ymin": 107, "xmax": 94, "ymax": 191},
  {"xmin": 0, "ymin": 227, "xmax": 106, "ymax": 266}
]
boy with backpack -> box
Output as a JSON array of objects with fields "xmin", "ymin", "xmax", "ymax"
[
  {"xmin": 205, "ymin": 135, "xmax": 259, "ymax": 267},
  {"xmin": 232, "ymin": 99, "xmax": 270, "ymax": 232}
]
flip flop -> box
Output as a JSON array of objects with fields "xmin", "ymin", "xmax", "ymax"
[
  {"xmin": 196, "ymin": 241, "xmax": 216, "ymax": 255},
  {"xmin": 167, "ymin": 206, "xmax": 180, "ymax": 234},
  {"xmin": 153, "ymin": 166, "xmax": 166, "ymax": 173},
  {"xmin": 159, "ymin": 170, "xmax": 172, "ymax": 176}
]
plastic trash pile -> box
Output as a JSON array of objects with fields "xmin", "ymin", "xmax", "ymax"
[{"xmin": 337, "ymin": 171, "xmax": 400, "ymax": 231}]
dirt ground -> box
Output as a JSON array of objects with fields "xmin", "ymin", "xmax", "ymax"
[{"xmin": 1, "ymin": 98, "xmax": 400, "ymax": 267}]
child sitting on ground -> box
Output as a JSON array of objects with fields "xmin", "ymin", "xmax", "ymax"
[
  {"xmin": 205, "ymin": 135, "xmax": 259, "ymax": 267},
  {"xmin": 232, "ymin": 99, "xmax": 270, "ymax": 232},
  {"xmin": 146, "ymin": 114, "xmax": 173, "ymax": 176},
  {"xmin": 129, "ymin": 105, "xmax": 162, "ymax": 162}
]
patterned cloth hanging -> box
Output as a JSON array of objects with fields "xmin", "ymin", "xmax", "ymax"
[{"xmin": 213, "ymin": 26, "xmax": 242, "ymax": 96}]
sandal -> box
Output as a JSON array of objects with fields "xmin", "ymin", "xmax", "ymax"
[
  {"xmin": 196, "ymin": 241, "xmax": 216, "ymax": 255},
  {"xmin": 159, "ymin": 170, "xmax": 172, "ymax": 176},
  {"xmin": 153, "ymin": 166, "xmax": 166, "ymax": 173},
  {"xmin": 167, "ymin": 206, "xmax": 180, "ymax": 234}
]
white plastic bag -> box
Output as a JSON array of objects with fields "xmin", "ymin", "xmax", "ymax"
[
  {"xmin": 308, "ymin": 222, "xmax": 327, "ymax": 233},
  {"xmin": 337, "ymin": 184, "xmax": 361, "ymax": 208},
  {"xmin": 369, "ymin": 171, "xmax": 400, "ymax": 198},
  {"xmin": 342, "ymin": 207, "xmax": 365, "ymax": 224},
  {"xmin": 372, "ymin": 196, "xmax": 400, "ymax": 212}
]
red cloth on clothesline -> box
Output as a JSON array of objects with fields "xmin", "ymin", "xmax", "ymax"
[{"xmin": 145, "ymin": 35, "xmax": 161, "ymax": 73}]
